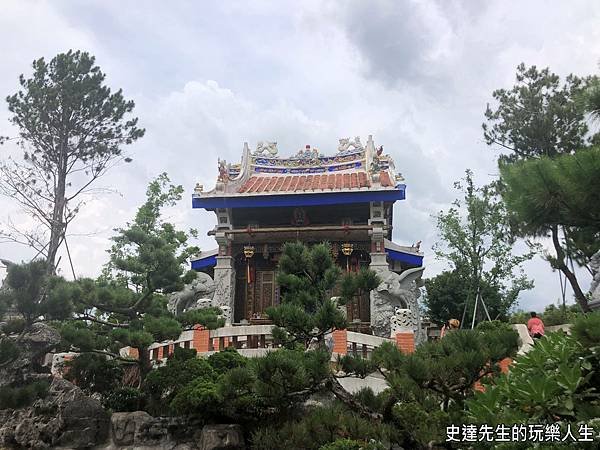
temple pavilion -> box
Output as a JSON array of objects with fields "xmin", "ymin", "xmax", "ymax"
[{"xmin": 191, "ymin": 135, "xmax": 423, "ymax": 336}]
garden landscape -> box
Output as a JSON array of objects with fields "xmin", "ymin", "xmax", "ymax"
[{"xmin": 0, "ymin": 2, "xmax": 600, "ymax": 449}]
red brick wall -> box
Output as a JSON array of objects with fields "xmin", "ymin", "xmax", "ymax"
[
  {"xmin": 332, "ymin": 329, "xmax": 348, "ymax": 355},
  {"xmin": 395, "ymin": 332, "xmax": 415, "ymax": 354},
  {"xmin": 192, "ymin": 325, "xmax": 211, "ymax": 353}
]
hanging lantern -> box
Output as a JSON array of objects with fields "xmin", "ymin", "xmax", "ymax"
[
  {"xmin": 244, "ymin": 245, "xmax": 255, "ymax": 258},
  {"xmin": 341, "ymin": 243, "xmax": 354, "ymax": 256},
  {"xmin": 341, "ymin": 243, "xmax": 353, "ymax": 273},
  {"xmin": 244, "ymin": 245, "xmax": 255, "ymax": 285}
]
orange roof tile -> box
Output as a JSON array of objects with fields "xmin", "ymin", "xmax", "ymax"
[{"xmin": 237, "ymin": 171, "xmax": 377, "ymax": 194}]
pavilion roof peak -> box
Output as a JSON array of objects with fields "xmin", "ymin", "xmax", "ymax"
[{"xmin": 193, "ymin": 135, "xmax": 406, "ymax": 201}]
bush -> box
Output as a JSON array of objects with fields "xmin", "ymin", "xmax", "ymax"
[
  {"xmin": 0, "ymin": 338, "xmax": 19, "ymax": 364},
  {"xmin": 207, "ymin": 347, "xmax": 247, "ymax": 374},
  {"xmin": 103, "ymin": 387, "xmax": 144, "ymax": 412},
  {"xmin": 466, "ymin": 329, "xmax": 600, "ymax": 447},
  {"xmin": 251, "ymin": 405, "xmax": 393, "ymax": 450},
  {"xmin": 1, "ymin": 318, "xmax": 26, "ymax": 335},
  {"xmin": 571, "ymin": 311, "xmax": 600, "ymax": 348},
  {"xmin": 63, "ymin": 353, "xmax": 123, "ymax": 395},
  {"xmin": 0, "ymin": 381, "xmax": 49, "ymax": 410},
  {"xmin": 143, "ymin": 347, "xmax": 216, "ymax": 415},
  {"xmin": 319, "ymin": 439, "xmax": 386, "ymax": 450}
]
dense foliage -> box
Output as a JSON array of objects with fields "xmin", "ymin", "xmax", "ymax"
[
  {"xmin": 500, "ymin": 147, "xmax": 600, "ymax": 311},
  {"xmin": 0, "ymin": 260, "xmax": 74, "ymax": 326},
  {"xmin": 483, "ymin": 63, "xmax": 597, "ymax": 162},
  {"xmin": 466, "ymin": 313, "xmax": 600, "ymax": 449},
  {"xmin": 251, "ymin": 404, "xmax": 393, "ymax": 450},
  {"xmin": 424, "ymin": 268, "xmax": 510, "ymax": 325},
  {"xmin": 0, "ymin": 380, "xmax": 49, "ymax": 410},
  {"xmin": 268, "ymin": 242, "xmax": 379, "ymax": 349},
  {"xmin": 433, "ymin": 170, "xmax": 533, "ymax": 327},
  {"xmin": 57, "ymin": 174, "xmax": 220, "ymax": 380}
]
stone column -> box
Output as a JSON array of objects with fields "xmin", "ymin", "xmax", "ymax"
[
  {"xmin": 368, "ymin": 201, "xmax": 389, "ymax": 275},
  {"xmin": 213, "ymin": 231, "xmax": 235, "ymax": 325},
  {"xmin": 369, "ymin": 216, "xmax": 391, "ymax": 333}
]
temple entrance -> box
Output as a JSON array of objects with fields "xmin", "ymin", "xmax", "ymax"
[
  {"xmin": 346, "ymin": 291, "xmax": 370, "ymax": 323},
  {"xmin": 234, "ymin": 254, "xmax": 279, "ymax": 322},
  {"xmin": 248, "ymin": 270, "xmax": 276, "ymax": 318}
]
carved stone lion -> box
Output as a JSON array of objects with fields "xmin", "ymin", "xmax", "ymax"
[{"xmin": 167, "ymin": 272, "xmax": 216, "ymax": 316}]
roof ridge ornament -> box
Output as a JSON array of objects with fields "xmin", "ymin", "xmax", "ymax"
[
  {"xmin": 255, "ymin": 141, "xmax": 278, "ymax": 156},
  {"xmin": 337, "ymin": 136, "xmax": 364, "ymax": 152}
]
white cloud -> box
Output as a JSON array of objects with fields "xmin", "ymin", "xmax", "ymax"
[{"xmin": 0, "ymin": 0, "xmax": 598, "ymax": 312}]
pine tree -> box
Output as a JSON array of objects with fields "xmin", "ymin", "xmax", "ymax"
[
  {"xmin": 60, "ymin": 174, "xmax": 220, "ymax": 381},
  {"xmin": 0, "ymin": 50, "xmax": 144, "ymax": 275}
]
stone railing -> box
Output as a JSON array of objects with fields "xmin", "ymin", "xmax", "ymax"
[
  {"xmin": 332, "ymin": 329, "xmax": 414, "ymax": 359},
  {"xmin": 121, "ymin": 324, "xmax": 416, "ymax": 364}
]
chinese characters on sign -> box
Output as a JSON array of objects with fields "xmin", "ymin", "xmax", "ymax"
[{"xmin": 446, "ymin": 423, "xmax": 596, "ymax": 443}]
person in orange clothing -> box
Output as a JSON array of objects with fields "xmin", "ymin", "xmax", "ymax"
[{"xmin": 527, "ymin": 311, "xmax": 545, "ymax": 339}]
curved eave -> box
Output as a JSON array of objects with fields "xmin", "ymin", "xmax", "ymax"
[
  {"xmin": 191, "ymin": 255, "xmax": 217, "ymax": 270},
  {"xmin": 192, "ymin": 186, "xmax": 406, "ymax": 210},
  {"xmin": 191, "ymin": 248, "xmax": 218, "ymax": 270},
  {"xmin": 385, "ymin": 248, "xmax": 423, "ymax": 267}
]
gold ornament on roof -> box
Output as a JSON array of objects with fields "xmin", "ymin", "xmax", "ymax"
[{"xmin": 341, "ymin": 243, "xmax": 354, "ymax": 256}]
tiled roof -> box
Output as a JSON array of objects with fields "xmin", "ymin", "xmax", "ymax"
[{"xmin": 238, "ymin": 170, "xmax": 393, "ymax": 194}]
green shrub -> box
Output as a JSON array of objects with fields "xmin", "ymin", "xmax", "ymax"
[
  {"xmin": 64, "ymin": 353, "xmax": 123, "ymax": 395},
  {"xmin": 0, "ymin": 381, "xmax": 49, "ymax": 410},
  {"xmin": 1, "ymin": 318, "xmax": 26, "ymax": 335},
  {"xmin": 0, "ymin": 338, "xmax": 19, "ymax": 364},
  {"xmin": 571, "ymin": 311, "xmax": 600, "ymax": 348},
  {"xmin": 251, "ymin": 405, "xmax": 393, "ymax": 450},
  {"xmin": 207, "ymin": 347, "xmax": 247, "ymax": 374},
  {"xmin": 466, "ymin": 331, "xmax": 600, "ymax": 430},
  {"xmin": 103, "ymin": 387, "xmax": 144, "ymax": 412},
  {"xmin": 143, "ymin": 347, "xmax": 216, "ymax": 415},
  {"xmin": 319, "ymin": 438, "xmax": 386, "ymax": 450}
]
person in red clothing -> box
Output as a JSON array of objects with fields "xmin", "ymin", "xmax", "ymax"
[{"xmin": 527, "ymin": 311, "xmax": 545, "ymax": 339}]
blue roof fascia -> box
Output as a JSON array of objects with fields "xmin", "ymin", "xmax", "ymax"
[
  {"xmin": 385, "ymin": 248, "xmax": 423, "ymax": 267},
  {"xmin": 191, "ymin": 255, "xmax": 217, "ymax": 270},
  {"xmin": 192, "ymin": 188, "xmax": 405, "ymax": 210}
]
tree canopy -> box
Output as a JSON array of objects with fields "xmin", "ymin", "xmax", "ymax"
[
  {"xmin": 0, "ymin": 50, "xmax": 144, "ymax": 274},
  {"xmin": 483, "ymin": 63, "xmax": 597, "ymax": 162},
  {"xmin": 424, "ymin": 268, "xmax": 510, "ymax": 326},
  {"xmin": 267, "ymin": 241, "xmax": 379, "ymax": 349},
  {"xmin": 60, "ymin": 173, "xmax": 221, "ymax": 379},
  {"xmin": 433, "ymin": 170, "xmax": 533, "ymax": 327},
  {"xmin": 500, "ymin": 147, "xmax": 600, "ymax": 311}
]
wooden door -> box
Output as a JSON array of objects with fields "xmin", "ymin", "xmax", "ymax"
[
  {"xmin": 256, "ymin": 270, "xmax": 275, "ymax": 316},
  {"xmin": 242, "ymin": 270, "xmax": 276, "ymax": 319}
]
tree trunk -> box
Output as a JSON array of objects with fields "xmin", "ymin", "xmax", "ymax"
[
  {"xmin": 46, "ymin": 140, "xmax": 68, "ymax": 275},
  {"xmin": 327, "ymin": 376, "xmax": 382, "ymax": 421},
  {"xmin": 138, "ymin": 345, "xmax": 152, "ymax": 385},
  {"xmin": 551, "ymin": 225, "xmax": 590, "ymax": 312}
]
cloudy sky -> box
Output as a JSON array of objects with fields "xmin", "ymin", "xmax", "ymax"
[{"xmin": 1, "ymin": 0, "xmax": 599, "ymax": 311}]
